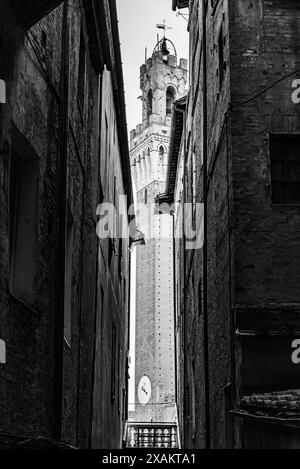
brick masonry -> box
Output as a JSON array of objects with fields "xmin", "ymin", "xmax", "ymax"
[
  {"xmin": 0, "ymin": 0, "xmax": 131, "ymax": 449},
  {"xmin": 172, "ymin": 0, "xmax": 300, "ymax": 449}
]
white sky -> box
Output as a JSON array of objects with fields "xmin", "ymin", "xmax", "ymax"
[
  {"xmin": 117, "ymin": 0, "xmax": 189, "ymax": 134},
  {"xmin": 116, "ymin": 0, "xmax": 189, "ymax": 411}
]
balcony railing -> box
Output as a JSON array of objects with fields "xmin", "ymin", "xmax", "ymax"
[{"xmin": 124, "ymin": 422, "xmax": 179, "ymax": 448}]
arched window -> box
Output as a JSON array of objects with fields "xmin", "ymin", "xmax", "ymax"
[
  {"xmin": 147, "ymin": 147, "xmax": 150, "ymax": 156},
  {"xmin": 147, "ymin": 89, "xmax": 153, "ymax": 118},
  {"xmin": 166, "ymin": 86, "xmax": 176, "ymax": 117},
  {"xmin": 159, "ymin": 146, "xmax": 165, "ymax": 156}
]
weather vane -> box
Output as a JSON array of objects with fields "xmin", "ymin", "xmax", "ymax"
[
  {"xmin": 155, "ymin": 20, "xmax": 173, "ymax": 56},
  {"xmin": 156, "ymin": 19, "xmax": 173, "ymax": 38}
]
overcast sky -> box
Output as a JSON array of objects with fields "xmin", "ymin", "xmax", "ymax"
[{"xmin": 117, "ymin": 0, "xmax": 189, "ymax": 134}]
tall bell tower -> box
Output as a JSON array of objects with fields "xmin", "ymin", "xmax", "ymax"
[{"xmin": 130, "ymin": 37, "xmax": 188, "ymax": 423}]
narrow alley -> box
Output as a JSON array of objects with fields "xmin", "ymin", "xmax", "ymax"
[{"xmin": 0, "ymin": 0, "xmax": 300, "ymax": 454}]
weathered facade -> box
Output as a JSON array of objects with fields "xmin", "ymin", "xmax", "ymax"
[
  {"xmin": 170, "ymin": 0, "xmax": 300, "ymax": 449},
  {"xmin": 0, "ymin": 0, "xmax": 132, "ymax": 449}
]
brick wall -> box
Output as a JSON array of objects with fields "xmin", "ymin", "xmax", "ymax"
[
  {"xmin": 0, "ymin": 0, "xmax": 131, "ymax": 449},
  {"xmin": 174, "ymin": 0, "xmax": 300, "ymax": 449}
]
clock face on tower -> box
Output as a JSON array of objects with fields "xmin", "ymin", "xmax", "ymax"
[{"xmin": 137, "ymin": 375, "xmax": 151, "ymax": 405}]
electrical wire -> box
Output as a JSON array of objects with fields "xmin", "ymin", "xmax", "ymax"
[
  {"xmin": 176, "ymin": 11, "xmax": 189, "ymax": 23},
  {"xmin": 230, "ymin": 67, "xmax": 300, "ymax": 110}
]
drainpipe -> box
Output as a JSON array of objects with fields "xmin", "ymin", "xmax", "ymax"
[
  {"xmin": 202, "ymin": 0, "xmax": 210, "ymax": 449},
  {"xmin": 54, "ymin": 0, "xmax": 70, "ymax": 442}
]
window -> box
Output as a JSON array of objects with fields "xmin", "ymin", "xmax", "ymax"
[
  {"xmin": 159, "ymin": 145, "xmax": 165, "ymax": 156},
  {"xmin": 145, "ymin": 188, "xmax": 148, "ymax": 204},
  {"xmin": 270, "ymin": 134, "xmax": 300, "ymax": 204},
  {"xmin": 147, "ymin": 89, "xmax": 153, "ymax": 117},
  {"xmin": 78, "ymin": 28, "xmax": 86, "ymax": 112},
  {"xmin": 218, "ymin": 27, "xmax": 224, "ymax": 88},
  {"xmin": 166, "ymin": 86, "xmax": 175, "ymax": 117},
  {"xmin": 10, "ymin": 126, "xmax": 38, "ymax": 305},
  {"xmin": 64, "ymin": 202, "xmax": 74, "ymax": 346}
]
